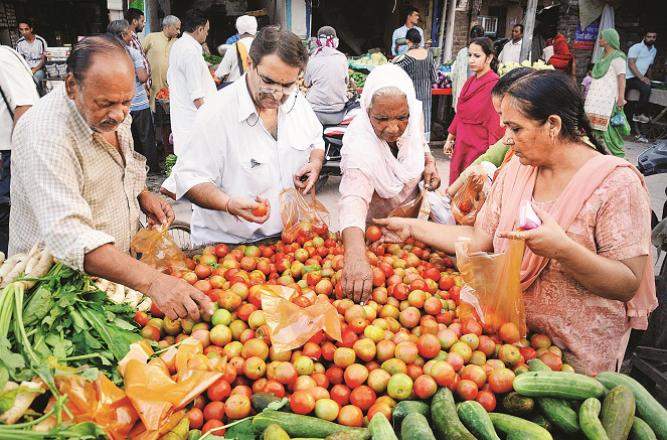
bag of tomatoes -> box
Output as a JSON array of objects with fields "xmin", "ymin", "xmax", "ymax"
[
  {"xmin": 130, "ymin": 225, "xmax": 189, "ymax": 273},
  {"xmin": 451, "ymin": 163, "xmax": 494, "ymax": 226},
  {"xmin": 388, "ymin": 185, "xmax": 431, "ymax": 220},
  {"xmin": 279, "ymin": 188, "xmax": 330, "ymax": 244},
  {"xmin": 455, "ymin": 237, "xmax": 527, "ymax": 339}
]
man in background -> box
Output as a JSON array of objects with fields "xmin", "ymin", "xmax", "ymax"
[
  {"xmin": 215, "ymin": 15, "xmax": 257, "ymax": 85},
  {"xmin": 0, "ymin": 46, "xmax": 39, "ymax": 253},
  {"xmin": 391, "ymin": 6, "xmax": 424, "ymax": 57},
  {"xmin": 498, "ymin": 24, "xmax": 524, "ymax": 65},
  {"xmin": 125, "ymin": 7, "xmax": 152, "ymax": 96},
  {"xmin": 626, "ymin": 31, "xmax": 658, "ymax": 124},
  {"xmin": 16, "ymin": 20, "xmax": 47, "ymax": 87},
  {"xmin": 143, "ymin": 14, "xmax": 180, "ymax": 155}
]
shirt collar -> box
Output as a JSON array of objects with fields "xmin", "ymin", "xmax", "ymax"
[
  {"xmin": 236, "ymin": 75, "xmax": 299, "ymax": 123},
  {"xmin": 640, "ymin": 42, "xmax": 656, "ymax": 52},
  {"xmin": 183, "ymin": 32, "xmax": 202, "ymax": 52}
]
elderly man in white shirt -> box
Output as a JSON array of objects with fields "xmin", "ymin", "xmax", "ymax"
[
  {"xmin": 163, "ymin": 9, "xmax": 217, "ymax": 195},
  {"xmin": 216, "ymin": 15, "xmax": 257, "ymax": 84},
  {"xmin": 172, "ymin": 26, "xmax": 325, "ymax": 245},
  {"xmin": 498, "ymin": 24, "xmax": 524, "ymax": 65}
]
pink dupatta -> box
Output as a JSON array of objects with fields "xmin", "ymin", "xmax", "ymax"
[{"xmin": 495, "ymin": 155, "xmax": 658, "ymax": 330}]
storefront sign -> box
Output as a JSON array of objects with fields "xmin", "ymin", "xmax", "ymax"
[{"xmin": 574, "ymin": 19, "xmax": 599, "ymax": 50}]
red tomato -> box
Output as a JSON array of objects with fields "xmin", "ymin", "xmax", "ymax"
[
  {"xmin": 337, "ymin": 405, "xmax": 364, "ymax": 427},
  {"xmin": 225, "ymin": 394, "xmax": 252, "ymax": 420},
  {"xmin": 488, "ymin": 368, "xmax": 515, "ymax": 394},
  {"xmin": 203, "ymin": 401, "xmax": 225, "ymax": 421},
  {"xmin": 350, "ymin": 385, "xmax": 376, "ymax": 412},
  {"xmin": 343, "ymin": 364, "xmax": 369, "ymax": 389},
  {"xmin": 186, "ymin": 408, "xmax": 204, "ymax": 430},
  {"xmin": 133, "ymin": 311, "xmax": 149, "ymax": 327},
  {"xmin": 417, "ymin": 333, "xmax": 441, "ymax": 359},
  {"xmin": 367, "ymin": 403, "xmax": 393, "ymax": 422},
  {"xmin": 207, "ymin": 378, "xmax": 231, "ymax": 402},
  {"xmin": 330, "ymin": 384, "xmax": 351, "ymax": 407},
  {"xmin": 263, "ymin": 380, "xmax": 286, "ymax": 398},
  {"xmin": 365, "ymin": 226, "xmax": 382, "ymax": 242},
  {"xmin": 202, "ymin": 419, "xmax": 224, "ymax": 435},
  {"xmin": 456, "ymin": 379, "xmax": 479, "ymax": 401},
  {"xmin": 194, "ymin": 264, "xmax": 212, "ymax": 279},
  {"xmin": 150, "ymin": 303, "xmax": 164, "ymax": 318},
  {"xmin": 413, "ymin": 374, "xmax": 438, "ymax": 399},
  {"xmin": 476, "ymin": 390, "xmax": 497, "ymax": 412},
  {"xmin": 289, "ymin": 390, "xmax": 316, "ymax": 415}
]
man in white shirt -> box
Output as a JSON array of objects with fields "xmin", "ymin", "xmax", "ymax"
[
  {"xmin": 172, "ymin": 26, "xmax": 325, "ymax": 245},
  {"xmin": 215, "ymin": 15, "xmax": 257, "ymax": 84},
  {"xmin": 626, "ymin": 31, "xmax": 657, "ymax": 123},
  {"xmin": 498, "ymin": 24, "xmax": 524, "ymax": 65},
  {"xmin": 391, "ymin": 6, "xmax": 425, "ymax": 57},
  {"xmin": 162, "ymin": 9, "xmax": 217, "ymax": 196},
  {"xmin": 0, "ymin": 46, "xmax": 39, "ymax": 253},
  {"xmin": 16, "ymin": 20, "xmax": 47, "ymax": 86}
]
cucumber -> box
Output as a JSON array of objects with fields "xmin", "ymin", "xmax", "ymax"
[
  {"xmin": 325, "ymin": 434, "xmax": 362, "ymax": 440},
  {"xmin": 187, "ymin": 430, "xmax": 202, "ymax": 440},
  {"xmin": 506, "ymin": 433, "xmax": 548, "ymax": 440},
  {"xmin": 457, "ymin": 400, "xmax": 501, "ymax": 440},
  {"xmin": 489, "ymin": 413, "xmax": 554, "ymax": 440},
  {"xmin": 537, "ymin": 398, "xmax": 580, "ymax": 434},
  {"xmin": 531, "ymin": 414, "xmax": 553, "ymax": 432},
  {"xmin": 253, "ymin": 410, "xmax": 370, "ymax": 439},
  {"xmin": 503, "ymin": 392, "xmax": 536, "ymax": 416},
  {"xmin": 430, "ymin": 388, "xmax": 476, "ymax": 440},
  {"xmin": 601, "ymin": 385, "xmax": 636, "ymax": 440},
  {"xmin": 264, "ymin": 424, "xmax": 291, "ymax": 440},
  {"xmin": 252, "ymin": 392, "xmax": 285, "ymax": 412},
  {"xmin": 631, "ymin": 417, "xmax": 658, "ymax": 440},
  {"xmin": 596, "ymin": 372, "xmax": 667, "ymax": 440},
  {"xmin": 579, "ymin": 398, "xmax": 609, "ymax": 440},
  {"xmin": 391, "ymin": 400, "xmax": 430, "ymax": 431},
  {"xmin": 513, "ymin": 371, "xmax": 606, "ymax": 400},
  {"xmin": 528, "ymin": 359, "xmax": 554, "ymax": 372},
  {"xmin": 401, "ymin": 413, "xmax": 436, "ymax": 440},
  {"xmin": 368, "ymin": 413, "xmax": 397, "ymax": 440}
]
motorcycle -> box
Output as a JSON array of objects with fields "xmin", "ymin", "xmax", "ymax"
[{"xmin": 315, "ymin": 99, "xmax": 361, "ymax": 192}]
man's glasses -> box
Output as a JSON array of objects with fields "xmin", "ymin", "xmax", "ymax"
[{"xmin": 255, "ymin": 67, "xmax": 297, "ymax": 96}]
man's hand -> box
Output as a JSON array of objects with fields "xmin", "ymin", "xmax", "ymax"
[
  {"xmin": 641, "ymin": 76, "xmax": 651, "ymax": 85},
  {"xmin": 373, "ymin": 217, "xmax": 413, "ymax": 244},
  {"xmin": 294, "ymin": 159, "xmax": 323, "ymax": 194},
  {"xmin": 341, "ymin": 253, "xmax": 373, "ymax": 303},
  {"xmin": 146, "ymin": 272, "xmax": 214, "ymax": 321},
  {"xmin": 497, "ymin": 205, "xmax": 570, "ymax": 260},
  {"xmin": 423, "ymin": 157, "xmax": 441, "ymax": 191},
  {"xmin": 138, "ymin": 191, "xmax": 175, "ymax": 227},
  {"xmin": 228, "ymin": 196, "xmax": 271, "ymax": 223}
]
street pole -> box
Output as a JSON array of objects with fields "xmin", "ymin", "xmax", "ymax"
[
  {"xmin": 443, "ymin": 0, "xmax": 457, "ymax": 61},
  {"xmin": 521, "ymin": 0, "xmax": 538, "ymax": 62},
  {"xmin": 437, "ymin": 0, "xmax": 448, "ymax": 63}
]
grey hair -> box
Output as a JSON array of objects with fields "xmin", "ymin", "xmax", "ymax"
[
  {"xmin": 163, "ymin": 15, "xmax": 180, "ymax": 27},
  {"xmin": 107, "ymin": 19, "xmax": 130, "ymax": 38},
  {"xmin": 369, "ymin": 86, "xmax": 406, "ymax": 108}
]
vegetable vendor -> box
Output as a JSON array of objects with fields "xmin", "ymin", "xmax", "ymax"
[
  {"xmin": 9, "ymin": 35, "xmax": 214, "ymax": 321},
  {"xmin": 171, "ymin": 26, "xmax": 325, "ymax": 246},
  {"xmin": 338, "ymin": 64, "xmax": 442, "ymax": 303},
  {"xmin": 375, "ymin": 71, "xmax": 657, "ymax": 374}
]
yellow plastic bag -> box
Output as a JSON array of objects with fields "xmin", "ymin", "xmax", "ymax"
[
  {"xmin": 280, "ymin": 188, "xmax": 330, "ymax": 243},
  {"xmin": 130, "ymin": 225, "xmax": 189, "ymax": 273},
  {"xmin": 260, "ymin": 285, "xmax": 341, "ymax": 353},
  {"xmin": 455, "ymin": 238, "xmax": 527, "ymax": 338},
  {"xmin": 452, "ymin": 165, "xmax": 491, "ymax": 226}
]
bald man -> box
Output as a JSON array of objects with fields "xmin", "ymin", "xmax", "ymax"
[{"xmin": 10, "ymin": 35, "xmax": 213, "ymax": 321}]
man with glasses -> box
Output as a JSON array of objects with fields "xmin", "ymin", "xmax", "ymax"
[{"xmin": 171, "ymin": 26, "xmax": 324, "ymax": 246}]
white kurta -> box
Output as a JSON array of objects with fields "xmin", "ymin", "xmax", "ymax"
[
  {"xmin": 172, "ymin": 77, "xmax": 324, "ymax": 245},
  {"xmin": 584, "ymin": 57, "xmax": 626, "ymax": 130}
]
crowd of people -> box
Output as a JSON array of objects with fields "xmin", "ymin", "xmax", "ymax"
[{"xmin": 0, "ymin": 6, "xmax": 661, "ymax": 373}]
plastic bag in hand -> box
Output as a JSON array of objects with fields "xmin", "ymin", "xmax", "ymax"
[
  {"xmin": 455, "ymin": 238, "xmax": 527, "ymax": 338},
  {"xmin": 452, "ymin": 164, "xmax": 492, "ymax": 226},
  {"xmin": 280, "ymin": 188, "xmax": 330, "ymax": 243},
  {"xmin": 130, "ymin": 225, "xmax": 189, "ymax": 273},
  {"xmin": 388, "ymin": 186, "xmax": 431, "ymax": 220}
]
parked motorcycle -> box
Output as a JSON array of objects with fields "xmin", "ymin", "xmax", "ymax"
[{"xmin": 637, "ymin": 139, "xmax": 667, "ymax": 275}]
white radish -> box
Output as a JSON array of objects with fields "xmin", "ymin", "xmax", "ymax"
[
  {"xmin": 0, "ymin": 254, "xmax": 24, "ymax": 283},
  {"xmin": 136, "ymin": 296, "xmax": 152, "ymax": 312},
  {"xmin": 20, "ymin": 251, "xmax": 53, "ymax": 290},
  {"xmin": 124, "ymin": 288, "xmax": 143, "ymax": 308},
  {"xmin": 0, "ymin": 381, "xmax": 43, "ymax": 424},
  {"xmin": 107, "ymin": 282, "xmax": 126, "ymax": 304}
]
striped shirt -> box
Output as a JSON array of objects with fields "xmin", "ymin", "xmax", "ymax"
[
  {"xmin": 129, "ymin": 32, "xmax": 152, "ymax": 95},
  {"xmin": 15, "ymin": 35, "xmax": 47, "ymax": 69}
]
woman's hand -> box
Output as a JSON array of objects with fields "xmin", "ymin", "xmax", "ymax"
[
  {"xmin": 373, "ymin": 217, "xmax": 413, "ymax": 244},
  {"xmin": 423, "ymin": 157, "xmax": 441, "ymax": 191},
  {"xmin": 342, "ymin": 253, "xmax": 373, "ymax": 303},
  {"xmin": 138, "ymin": 190, "xmax": 175, "ymax": 228},
  {"xmin": 498, "ymin": 206, "xmax": 570, "ymax": 259},
  {"xmin": 227, "ymin": 196, "xmax": 271, "ymax": 224},
  {"xmin": 617, "ymin": 96, "xmax": 627, "ymax": 108},
  {"xmin": 443, "ymin": 140, "xmax": 454, "ymax": 157}
]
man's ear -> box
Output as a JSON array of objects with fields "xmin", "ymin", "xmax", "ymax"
[{"xmin": 64, "ymin": 73, "xmax": 78, "ymax": 98}]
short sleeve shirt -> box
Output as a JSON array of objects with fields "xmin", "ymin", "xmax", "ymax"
[
  {"xmin": 15, "ymin": 35, "xmax": 47, "ymax": 69},
  {"xmin": 626, "ymin": 42, "xmax": 657, "ymax": 79},
  {"xmin": 0, "ymin": 47, "xmax": 39, "ymax": 150},
  {"xmin": 127, "ymin": 46, "xmax": 149, "ymax": 111}
]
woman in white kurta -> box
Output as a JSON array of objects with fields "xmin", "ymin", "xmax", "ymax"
[
  {"xmin": 338, "ymin": 64, "xmax": 442, "ymax": 303},
  {"xmin": 584, "ymin": 28, "xmax": 627, "ymax": 157}
]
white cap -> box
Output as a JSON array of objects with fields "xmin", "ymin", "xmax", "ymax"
[{"xmin": 236, "ymin": 15, "xmax": 257, "ymax": 36}]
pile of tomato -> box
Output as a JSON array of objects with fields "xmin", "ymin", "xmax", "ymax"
[{"xmin": 134, "ymin": 221, "xmax": 568, "ymax": 435}]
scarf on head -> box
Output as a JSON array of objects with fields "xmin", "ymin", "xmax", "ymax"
[
  {"xmin": 313, "ymin": 35, "xmax": 338, "ymax": 56},
  {"xmin": 341, "ymin": 64, "xmax": 426, "ymax": 199},
  {"xmin": 495, "ymin": 154, "xmax": 657, "ymax": 330},
  {"xmin": 592, "ymin": 29, "xmax": 627, "ymax": 79}
]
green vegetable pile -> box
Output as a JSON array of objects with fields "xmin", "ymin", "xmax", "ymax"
[
  {"xmin": 204, "ymin": 54, "xmax": 222, "ymax": 65},
  {"xmin": 349, "ymin": 70, "xmax": 367, "ymax": 89},
  {"xmin": 165, "ymin": 154, "xmax": 178, "ymax": 177}
]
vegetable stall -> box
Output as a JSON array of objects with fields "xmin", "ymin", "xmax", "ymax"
[{"xmin": 0, "ymin": 214, "xmax": 664, "ymax": 439}]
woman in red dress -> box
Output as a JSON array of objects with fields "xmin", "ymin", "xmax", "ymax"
[
  {"xmin": 445, "ymin": 37, "xmax": 505, "ymax": 184},
  {"xmin": 546, "ymin": 32, "xmax": 573, "ymax": 72}
]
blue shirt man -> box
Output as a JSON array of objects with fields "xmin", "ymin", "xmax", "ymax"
[
  {"xmin": 391, "ymin": 7, "xmax": 424, "ymax": 56},
  {"xmin": 626, "ymin": 31, "xmax": 657, "ymax": 124}
]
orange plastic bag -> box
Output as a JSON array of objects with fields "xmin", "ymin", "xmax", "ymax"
[
  {"xmin": 130, "ymin": 225, "xmax": 189, "ymax": 273},
  {"xmin": 260, "ymin": 285, "xmax": 342, "ymax": 353},
  {"xmin": 388, "ymin": 187, "xmax": 431, "ymax": 220},
  {"xmin": 280, "ymin": 188, "xmax": 330, "ymax": 243},
  {"xmin": 455, "ymin": 237, "xmax": 527, "ymax": 338},
  {"xmin": 452, "ymin": 165, "xmax": 492, "ymax": 225}
]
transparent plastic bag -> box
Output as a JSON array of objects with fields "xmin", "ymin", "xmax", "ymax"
[
  {"xmin": 260, "ymin": 285, "xmax": 341, "ymax": 353},
  {"xmin": 130, "ymin": 226, "xmax": 189, "ymax": 273},
  {"xmin": 451, "ymin": 164, "xmax": 492, "ymax": 226},
  {"xmin": 280, "ymin": 188, "xmax": 330, "ymax": 243},
  {"xmin": 389, "ymin": 186, "xmax": 431, "ymax": 220},
  {"xmin": 455, "ymin": 238, "xmax": 527, "ymax": 338}
]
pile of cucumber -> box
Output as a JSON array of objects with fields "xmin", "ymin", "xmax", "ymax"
[{"xmin": 246, "ymin": 360, "xmax": 667, "ymax": 440}]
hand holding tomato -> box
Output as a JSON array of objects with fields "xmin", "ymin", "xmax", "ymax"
[
  {"xmin": 372, "ymin": 217, "xmax": 413, "ymax": 244},
  {"xmin": 293, "ymin": 159, "xmax": 323, "ymax": 194},
  {"xmin": 228, "ymin": 196, "xmax": 271, "ymax": 224},
  {"xmin": 146, "ymin": 272, "xmax": 214, "ymax": 321},
  {"xmin": 138, "ymin": 190, "xmax": 175, "ymax": 227},
  {"xmin": 498, "ymin": 205, "xmax": 570, "ymax": 260}
]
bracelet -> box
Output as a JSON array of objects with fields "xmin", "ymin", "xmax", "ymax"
[{"xmin": 445, "ymin": 140, "xmax": 455, "ymax": 145}]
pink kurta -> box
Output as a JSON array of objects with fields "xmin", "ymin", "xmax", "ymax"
[
  {"xmin": 448, "ymin": 71, "xmax": 505, "ymax": 185},
  {"xmin": 477, "ymin": 166, "xmax": 652, "ymax": 375}
]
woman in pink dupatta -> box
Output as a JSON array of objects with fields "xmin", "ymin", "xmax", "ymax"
[
  {"xmin": 445, "ymin": 37, "xmax": 505, "ymax": 184},
  {"xmin": 376, "ymin": 71, "xmax": 657, "ymax": 374}
]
